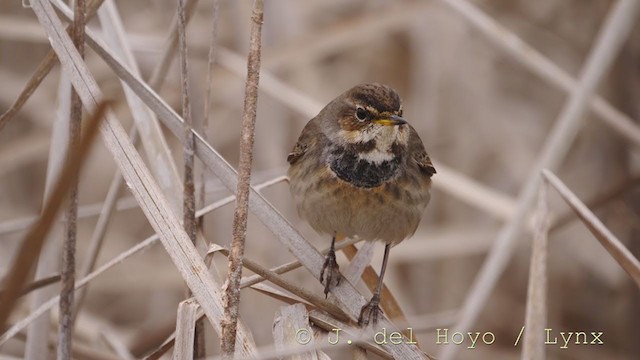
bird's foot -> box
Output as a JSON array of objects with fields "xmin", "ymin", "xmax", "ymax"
[
  {"xmin": 358, "ymin": 294, "xmax": 382, "ymax": 327},
  {"xmin": 320, "ymin": 249, "xmax": 341, "ymax": 297}
]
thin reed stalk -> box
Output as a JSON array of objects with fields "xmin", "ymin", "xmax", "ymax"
[{"xmin": 221, "ymin": 0, "xmax": 264, "ymax": 357}]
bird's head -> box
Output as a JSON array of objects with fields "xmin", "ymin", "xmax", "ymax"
[{"xmin": 321, "ymin": 83, "xmax": 409, "ymax": 154}]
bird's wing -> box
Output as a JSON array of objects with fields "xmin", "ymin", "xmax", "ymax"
[
  {"xmin": 408, "ymin": 126, "xmax": 436, "ymax": 177},
  {"xmin": 287, "ymin": 118, "xmax": 319, "ymax": 165}
]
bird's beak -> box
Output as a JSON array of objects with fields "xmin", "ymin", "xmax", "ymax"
[{"xmin": 372, "ymin": 114, "xmax": 407, "ymax": 126}]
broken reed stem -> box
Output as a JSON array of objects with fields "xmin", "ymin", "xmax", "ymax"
[
  {"xmin": 58, "ymin": 1, "xmax": 85, "ymax": 357},
  {"xmin": 176, "ymin": 0, "xmax": 202, "ymax": 356},
  {"xmin": 0, "ymin": 102, "xmax": 108, "ymax": 331},
  {"xmin": 0, "ymin": 0, "xmax": 105, "ymax": 133},
  {"xmin": 221, "ymin": 0, "xmax": 264, "ymax": 357}
]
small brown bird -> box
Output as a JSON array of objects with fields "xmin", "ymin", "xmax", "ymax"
[{"xmin": 287, "ymin": 83, "xmax": 435, "ymax": 326}]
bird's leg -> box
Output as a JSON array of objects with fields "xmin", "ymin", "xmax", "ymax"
[
  {"xmin": 320, "ymin": 234, "xmax": 341, "ymax": 297},
  {"xmin": 358, "ymin": 243, "xmax": 391, "ymax": 326}
]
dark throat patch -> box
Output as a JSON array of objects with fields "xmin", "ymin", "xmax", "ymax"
[{"xmin": 329, "ymin": 144, "xmax": 402, "ymax": 188}]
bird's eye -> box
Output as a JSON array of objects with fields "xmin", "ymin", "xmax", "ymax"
[
  {"xmin": 398, "ymin": 109, "xmax": 403, "ymax": 117},
  {"xmin": 355, "ymin": 106, "xmax": 368, "ymax": 121}
]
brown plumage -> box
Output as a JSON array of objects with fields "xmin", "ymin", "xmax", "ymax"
[{"xmin": 287, "ymin": 83, "xmax": 435, "ymax": 326}]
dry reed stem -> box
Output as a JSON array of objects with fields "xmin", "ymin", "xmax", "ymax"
[
  {"xmin": 542, "ymin": 170, "xmax": 640, "ymax": 287},
  {"xmin": 521, "ymin": 183, "xmax": 549, "ymax": 359},
  {"xmin": 440, "ymin": 2, "xmax": 640, "ymax": 359},
  {"xmin": 0, "ymin": 101, "xmax": 108, "ymax": 331},
  {"xmin": 176, "ymin": 0, "xmax": 202, "ymax": 355},
  {"xmin": 221, "ymin": 0, "xmax": 264, "ymax": 357},
  {"xmin": 0, "ymin": 0, "xmax": 105, "ymax": 133},
  {"xmin": 58, "ymin": 1, "xmax": 86, "ymax": 357},
  {"xmin": 273, "ymin": 304, "xmax": 324, "ymax": 360},
  {"xmin": 173, "ymin": 299, "xmax": 199, "ymax": 360},
  {"xmin": 439, "ymin": 0, "xmax": 640, "ymax": 147},
  {"xmin": 30, "ymin": 1, "xmax": 258, "ymax": 355},
  {"xmin": 177, "ymin": 0, "xmax": 196, "ymax": 249}
]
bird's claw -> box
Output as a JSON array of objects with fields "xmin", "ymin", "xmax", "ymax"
[
  {"xmin": 358, "ymin": 295, "xmax": 382, "ymax": 327},
  {"xmin": 320, "ymin": 250, "xmax": 341, "ymax": 297}
]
